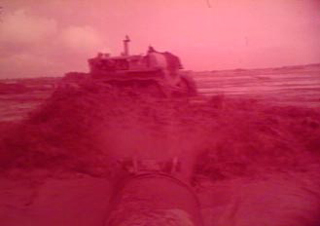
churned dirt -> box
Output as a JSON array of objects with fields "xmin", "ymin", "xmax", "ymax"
[{"xmin": 1, "ymin": 71, "xmax": 320, "ymax": 225}]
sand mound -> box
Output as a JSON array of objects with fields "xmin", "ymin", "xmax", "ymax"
[{"xmin": 1, "ymin": 82, "xmax": 320, "ymax": 182}]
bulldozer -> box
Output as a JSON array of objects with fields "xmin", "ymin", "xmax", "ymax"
[{"xmin": 62, "ymin": 36, "xmax": 197, "ymax": 98}]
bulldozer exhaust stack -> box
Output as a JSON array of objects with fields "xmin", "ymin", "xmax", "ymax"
[{"xmin": 123, "ymin": 35, "xmax": 130, "ymax": 56}]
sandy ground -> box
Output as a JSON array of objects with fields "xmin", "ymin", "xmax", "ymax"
[
  {"xmin": 199, "ymin": 171, "xmax": 320, "ymax": 226},
  {"xmin": 1, "ymin": 169, "xmax": 320, "ymax": 226},
  {"xmin": 1, "ymin": 66, "xmax": 320, "ymax": 225},
  {"xmin": 194, "ymin": 65, "xmax": 320, "ymax": 108},
  {"xmin": 0, "ymin": 172, "xmax": 111, "ymax": 226}
]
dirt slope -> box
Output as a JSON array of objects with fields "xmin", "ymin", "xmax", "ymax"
[{"xmin": 1, "ymin": 80, "xmax": 320, "ymax": 225}]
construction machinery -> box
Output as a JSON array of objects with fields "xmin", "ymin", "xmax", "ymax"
[{"xmin": 62, "ymin": 36, "xmax": 197, "ymax": 97}]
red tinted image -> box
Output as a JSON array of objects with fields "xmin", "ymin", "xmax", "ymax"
[{"xmin": 0, "ymin": 1, "xmax": 320, "ymax": 225}]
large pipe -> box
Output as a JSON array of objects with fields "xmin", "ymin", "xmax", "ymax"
[{"xmin": 105, "ymin": 173, "xmax": 204, "ymax": 226}]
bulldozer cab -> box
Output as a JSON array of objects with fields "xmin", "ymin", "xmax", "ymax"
[{"xmin": 88, "ymin": 54, "xmax": 146, "ymax": 74}]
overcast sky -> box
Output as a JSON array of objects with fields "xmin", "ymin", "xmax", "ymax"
[{"xmin": 0, "ymin": 0, "xmax": 319, "ymax": 78}]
